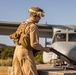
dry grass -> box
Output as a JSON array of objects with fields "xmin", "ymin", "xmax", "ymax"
[{"xmin": 0, "ymin": 59, "xmax": 12, "ymax": 66}]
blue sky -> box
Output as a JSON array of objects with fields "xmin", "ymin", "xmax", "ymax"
[{"xmin": 0, "ymin": 0, "xmax": 76, "ymax": 46}]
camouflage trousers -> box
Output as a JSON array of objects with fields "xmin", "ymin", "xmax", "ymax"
[{"xmin": 11, "ymin": 45, "xmax": 38, "ymax": 75}]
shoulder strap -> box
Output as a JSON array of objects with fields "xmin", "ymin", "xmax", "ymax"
[{"xmin": 23, "ymin": 22, "xmax": 33, "ymax": 33}]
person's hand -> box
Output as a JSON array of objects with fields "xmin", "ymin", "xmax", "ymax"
[{"xmin": 44, "ymin": 47, "xmax": 51, "ymax": 53}]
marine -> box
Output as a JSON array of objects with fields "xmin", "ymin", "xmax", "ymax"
[{"xmin": 11, "ymin": 6, "xmax": 50, "ymax": 75}]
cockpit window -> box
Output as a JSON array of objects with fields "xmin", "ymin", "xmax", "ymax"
[
  {"xmin": 54, "ymin": 34, "xmax": 66, "ymax": 42},
  {"xmin": 69, "ymin": 34, "xmax": 76, "ymax": 41}
]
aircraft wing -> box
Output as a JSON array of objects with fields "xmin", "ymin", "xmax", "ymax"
[
  {"xmin": 0, "ymin": 21, "xmax": 76, "ymax": 38},
  {"xmin": 0, "ymin": 21, "xmax": 53, "ymax": 38}
]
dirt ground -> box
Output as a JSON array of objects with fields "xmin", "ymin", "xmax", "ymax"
[
  {"xmin": 1, "ymin": 64, "xmax": 76, "ymax": 75},
  {"xmin": 0, "ymin": 66, "xmax": 8, "ymax": 75}
]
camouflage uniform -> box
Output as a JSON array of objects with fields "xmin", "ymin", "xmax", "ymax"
[
  {"xmin": 11, "ymin": 18, "xmax": 48, "ymax": 75},
  {"xmin": 11, "ymin": 6, "xmax": 47, "ymax": 75}
]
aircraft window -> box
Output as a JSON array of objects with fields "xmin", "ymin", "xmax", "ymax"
[
  {"xmin": 56, "ymin": 34, "xmax": 66, "ymax": 42},
  {"xmin": 69, "ymin": 34, "xmax": 76, "ymax": 41}
]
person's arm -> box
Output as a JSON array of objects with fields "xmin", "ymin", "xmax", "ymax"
[{"xmin": 30, "ymin": 24, "xmax": 50, "ymax": 52}]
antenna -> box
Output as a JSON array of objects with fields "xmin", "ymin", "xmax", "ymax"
[{"xmin": 46, "ymin": 22, "xmax": 47, "ymax": 25}]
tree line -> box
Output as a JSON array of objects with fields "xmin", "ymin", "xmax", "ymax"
[{"xmin": 0, "ymin": 46, "xmax": 15, "ymax": 59}]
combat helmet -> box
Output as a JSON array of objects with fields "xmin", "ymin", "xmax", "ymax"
[{"xmin": 28, "ymin": 6, "xmax": 44, "ymax": 17}]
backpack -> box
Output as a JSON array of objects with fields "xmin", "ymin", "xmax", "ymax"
[{"xmin": 9, "ymin": 22, "xmax": 31, "ymax": 48}]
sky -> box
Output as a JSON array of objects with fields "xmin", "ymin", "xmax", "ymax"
[{"xmin": 0, "ymin": 0, "xmax": 76, "ymax": 46}]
